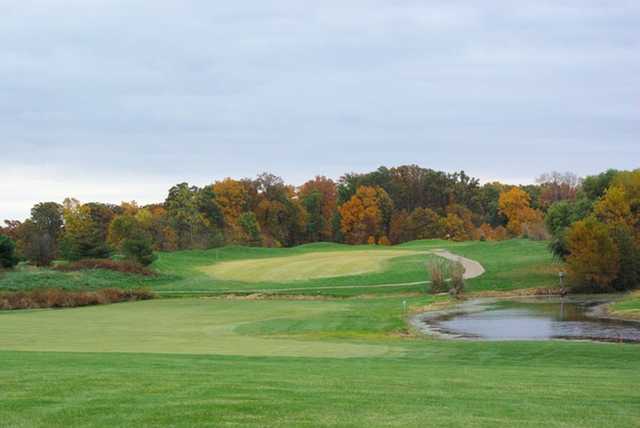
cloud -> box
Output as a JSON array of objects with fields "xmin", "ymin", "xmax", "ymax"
[{"xmin": 2, "ymin": 1, "xmax": 639, "ymax": 220}]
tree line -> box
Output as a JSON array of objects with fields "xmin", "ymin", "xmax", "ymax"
[
  {"xmin": 545, "ymin": 169, "xmax": 640, "ymax": 292},
  {"xmin": 1, "ymin": 165, "xmax": 584, "ymax": 269}
]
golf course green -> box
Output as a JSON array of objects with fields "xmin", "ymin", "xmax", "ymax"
[{"xmin": 1, "ymin": 239, "xmax": 639, "ymax": 427}]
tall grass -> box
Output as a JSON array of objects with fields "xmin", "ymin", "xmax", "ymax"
[{"xmin": 0, "ymin": 288, "xmax": 154, "ymax": 310}]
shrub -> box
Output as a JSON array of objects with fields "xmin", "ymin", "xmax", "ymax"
[
  {"xmin": 378, "ymin": 236, "xmax": 391, "ymax": 246},
  {"xmin": 122, "ymin": 238, "xmax": 157, "ymax": 266},
  {"xmin": 493, "ymin": 226, "xmax": 508, "ymax": 241},
  {"xmin": 522, "ymin": 222, "xmax": 550, "ymax": 241},
  {"xmin": 449, "ymin": 262, "xmax": 465, "ymax": 298},
  {"xmin": 428, "ymin": 258, "xmax": 450, "ymax": 294},
  {"xmin": 0, "ymin": 288, "xmax": 154, "ymax": 310},
  {"xmin": 0, "ymin": 235, "xmax": 19, "ymax": 269},
  {"xmin": 53, "ymin": 258, "xmax": 155, "ymax": 276}
]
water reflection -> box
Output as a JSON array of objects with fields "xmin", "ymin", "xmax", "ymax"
[{"xmin": 421, "ymin": 296, "xmax": 640, "ymax": 343}]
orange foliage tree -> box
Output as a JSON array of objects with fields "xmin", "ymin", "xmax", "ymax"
[
  {"xmin": 498, "ymin": 188, "xmax": 544, "ymax": 236},
  {"xmin": 339, "ymin": 186, "xmax": 392, "ymax": 244},
  {"xmin": 213, "ymin": 178, "xmax": 249, "ymax": 226}
]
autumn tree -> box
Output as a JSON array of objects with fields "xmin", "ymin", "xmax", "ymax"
[
  {"xmin": 498, "ymin": 188, "xmax": 544, "ymax": 236},
  {"xmin": 407, "ymin": 207, "xmax": 442, "ymax": 240},
  {"xmin": 439, "ymin": 213, "xmax": 467, "ymax": 241},
  {"xmin": 14, "ymin": 202, "xmax": 64, "ymax": 265},
  {"xmin": 339, "ymin": 186, "xmax": 393, "ymax": 244},
  {"xmin": 389, "ymin": 210, "xmax": 412, "ymax": 244},
  {"xmin": 60, "ymin": 201, "xmax": 112, "ymax": 260},
  {"xmin": 253, "ymin": 173, "xmax": 307, "ymax": 246},
  {"xmin": 565, "ymin": 218, "xmax": 620, "ymax": 290},
  {"xmin": 479, "ymin": 182, "xmax": 508, "ymax": 227},
  {"xmin": 536, "ymin": 171, "xmax": 581, "ymax": 209},
  {"xmin": 299, "ymin": 176, "xmax": 337, "ymax": 241}
]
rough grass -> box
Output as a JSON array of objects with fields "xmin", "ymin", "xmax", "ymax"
[{"xmin": 0, "ymin": 294, "xmax": 639, "ymax": 427}]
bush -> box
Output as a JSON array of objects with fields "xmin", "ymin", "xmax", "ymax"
[
  {"xmin": 0, "ymin": 235, "xmax": 19, "ymax": 269},
  {"xmin": 122, "ymin": 238, "xmax": 157, "ymax": 266},
  {"xmin": 449, "ymin": 262, "xmax": 465, "ymax": 298},
  {"xmin": 522, "ymin": 222, "xmax": 550, "ymax": 241},
  {"xmin": 378, "ymin": 236, "xmax": 391, "ymax": 246},
  {"xmin": 428, "ymin": 259, "xmax": 465, "ymax": 297},
  {"xmin": 0, "ymin": 288, "xmax": 154, "ymax": 310},
  {"xmin": 428, "ymin": 258, "xmax": 450, "ymax": 294},
  {"xmin": 54, "ymin": 259, "xmax": 155, "ymax": 276}
]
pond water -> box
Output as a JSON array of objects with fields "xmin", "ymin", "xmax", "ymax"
[{"xmin": 416, "ymin": 296, "xmax": 640, "ymax": 343}]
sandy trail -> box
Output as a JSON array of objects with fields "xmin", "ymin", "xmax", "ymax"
[{"xmin": 432, "ymin": 250, "xmax": 485, "ymax": 279}]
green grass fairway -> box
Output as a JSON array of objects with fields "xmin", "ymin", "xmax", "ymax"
[
  {"xmin": 1, "ymin": 294, "xmax": 639, "ymax": 427},
  {"xmin": 0, "ymin": 239, "xmax": 559, "ymax": 295},
  {"xmin": 202, "ymin": 249, "xmax": 422, "ymax": 283},
  {"xmin": 0, "ymin": 298, "xmax": 400, "ymax": 358}
]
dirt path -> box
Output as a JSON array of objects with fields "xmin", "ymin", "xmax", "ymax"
[
  {"xmin": 156, "ymin": 250, "xmax": 486, "ymax": 295},
  {"xmin": 432, "ymin": 250, "xmax": 485, "ymax": 279}
]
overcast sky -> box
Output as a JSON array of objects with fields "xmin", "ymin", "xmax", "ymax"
[{"xmin": 2, "ymin": 1, "xmax": 639, "ymax": 221}]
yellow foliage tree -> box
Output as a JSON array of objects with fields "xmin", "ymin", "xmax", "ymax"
[
  {"xmin": 565, "ymin": 218, "xmax": 620, "ymax": 290},
  {"xmin": 498, "ymin": 188, "xmax": 543, "ymax": 236},
  {"xmin": 594, "ymin": 185, "xmax": 633, "ymax": 227},
  {"xmin": 213, "ymin": 178, "xmax": 249, "ymax": 228},
  {"xmin": 439, "ymin": 213, "xmax": 467, "ymax": 241}
]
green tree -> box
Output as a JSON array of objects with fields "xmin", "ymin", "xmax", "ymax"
[
  {"xmin": 238, "ymin": 212, "xmax": 262, "ymax": 246},
  {"xmin": 407, "ymin": 207, "xmax": 442, "ymax": 239},
  {"xmin": 122, "ymin": 237, "xmax": 157, "ymax": 266},
  {"xmin": 0, "ymin": 235, "xmax": 18, "ymax": 268},
  {"xmin": 14, "ymin": 202, "xmax": 64, "ymax": 266},
  {"xmin": 60, "ymin": 203, "xmax": 111, "ymax": 260}
]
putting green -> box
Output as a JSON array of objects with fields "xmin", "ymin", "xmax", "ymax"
[
  {"xmin": 201, "ymin": 250, "xmax": 421, "ymax": 283},
  {"xmin": 0, "ymin": 298, "xmax": 400, "ymax": 358}
]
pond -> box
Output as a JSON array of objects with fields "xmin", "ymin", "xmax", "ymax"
[{"xmin": 413, "ymin": 296, "xmax": 640, "ymax": 343}]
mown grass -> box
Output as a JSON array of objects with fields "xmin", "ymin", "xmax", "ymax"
[
  {"xmin": 0, "ymin": 239, "xmax": 559, "ymax": 296},
  {"xmin": 0, "ymin": 294, "xmax": 639, "ymax": 427}
]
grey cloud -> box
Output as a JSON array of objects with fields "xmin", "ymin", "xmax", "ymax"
[{"xmin": 1, "ymin": 1, "xmax": 639, "ymax": 220}]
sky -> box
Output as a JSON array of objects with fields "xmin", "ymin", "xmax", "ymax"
[{"xmin": 2, "ymin": 1, "xmax": 639, "ymax": 221}]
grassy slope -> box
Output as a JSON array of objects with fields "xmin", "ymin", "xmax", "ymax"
[
  {"xmin": 0, "ymin": 239, "xmax": 560, "ymax": 296},
  {"xmin": 609, "ymin": 292, "xmax": 640, "ymax": 319},
  {"xmin": 1, "ymin": 296, "xmax": 639, "ymax": 427}
]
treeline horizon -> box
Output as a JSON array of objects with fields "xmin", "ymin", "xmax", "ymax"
[
  {"xmin": 1, "ymin": 164, "xmax": 576, "ymax": 260},
  {"xmin": 2, "ymin": 164, "xmax": 638, "ymax": 293}
]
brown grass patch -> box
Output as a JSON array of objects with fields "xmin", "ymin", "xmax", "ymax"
[
  {"xmin": 0, "ymin": 288, "xmax": 155, "ymax": 310},
  {"xmin": 54, "ymin": 259, "xmax": 155, "ymax": 276}
]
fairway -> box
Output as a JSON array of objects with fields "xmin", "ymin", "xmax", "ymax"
[
  {"xmin": 202, "ymin": 249, "xmax": 421, "ymax": 283},
  {"xmin": 0, "ymin": 298, "xmax": 399, "ymax": 358},
  {"xmin": 1, "ymin": 293, "xmax": 640, "ymax": 427},
  {"xmin": 1, "ymin": 240, "xmax": 639, "ymax": 427}
]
